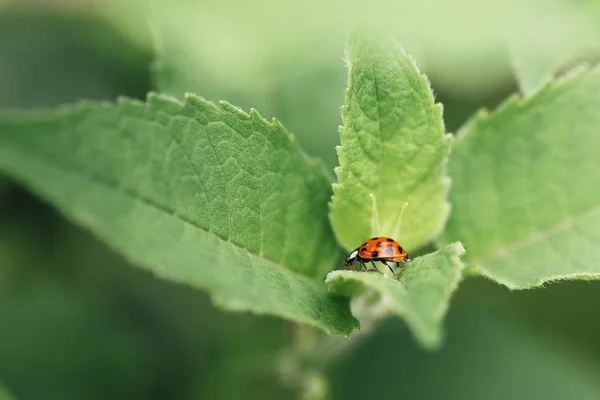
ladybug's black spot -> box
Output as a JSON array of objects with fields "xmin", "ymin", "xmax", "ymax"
[
  {"xmin": 386, "ymin": 238, "xmax": 394, "ymax": 242},
  {"xmin": 376, "ymin": 242, "xmax": 382, "ymax": 248},
  {"xmin": 361, "ymin": 247, "xmax": 367, "ymax": 252},
  {"xmin": 371, "ymin": 237, "xmax": 378, "ymax": 241},
  {"xmin": 385, "ymin": 242, "xmax": 394, "ymax": 248},
  {"xmin": 398, "ymin": 245, "xmax": 403, "ymax": 253},
  {"xmin": 371, "ymin": 250, "xmax": 378, "ymax": 258}
]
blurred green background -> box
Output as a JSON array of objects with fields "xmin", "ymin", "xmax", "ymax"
[{"xmin": 2, "ymin": 1, "xmax": 600, "ymax": 399}]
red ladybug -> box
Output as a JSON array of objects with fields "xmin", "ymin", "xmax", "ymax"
[{"xmin": 344, "ymin": 237, "xmax": 410, "ymax": 278}]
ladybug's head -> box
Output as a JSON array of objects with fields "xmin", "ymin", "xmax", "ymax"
[{"xmin": 343, "ymin": 250, "xmax": 359, "ymax": 266}]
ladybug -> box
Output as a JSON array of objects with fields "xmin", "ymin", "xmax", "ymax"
[{"xmin": 344, "ymin": 237, "xmax": 410, "ymax": 278}]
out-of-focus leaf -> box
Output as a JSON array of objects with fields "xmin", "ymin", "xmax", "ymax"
[
  {"xmin": 453, "ymin": 278, "xmax": 600, "ymax": 360},
  {"xmin": 510, "ymin": 46, "xmax": 564, "ymax": 96},
  {"xmin": 330, "ymin": 302, "xmax": 600, "ymax": 400},
  {"xmin": 0, "ymin": 10, "xmax": 150, "ymax": 108},
  {"xmin": 61, "ymin": 218, "xmax": 297, "ymax": 400},
  {"xmin": 0, "ymin": 94, "xmax": 357, "ymax": 335},
  {"xmin": 152, "ymin": 11, "xmax": 346, "ymax": 168},
  {"xmin": 0, "ymin": 285, "xmax": 153, "ymax": 400},
  {"xmin": 326, "ymin": 243, "xmax": 464, "ymax": 349},
  {"xmin": 0, "ymin": 381, "xmax": 15, "ymax": 400},
  {"xmin": 329, "ymin": 33, "xmax": 451, "ymax": 252},
  {"xmin": 440, "ymin": 66, "xmax": 600, "ymax": 289},
  {"xmin": 120, "ymin": 0, "xmax": 600, "ymax": 100},
  {"xmin": 2, "ymin": 196, "xmax": 296, "ymax": 400},
  {"xmin": 510, "ymin": 45, "xmax": 599, "ymax": 96},
  {"xmin": 146, "ymin": 0, "xmax": 600, "ymax": 167}
]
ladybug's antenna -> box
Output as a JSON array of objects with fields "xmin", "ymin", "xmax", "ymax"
[
  {"xmin": 391, "ymin": 201, "xmax": 410, "ymax": 240},
  {"xmin": 369, "ymin": 193, "xmax": 380, "ymax": 237}
]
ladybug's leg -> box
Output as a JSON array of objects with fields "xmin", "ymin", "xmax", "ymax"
[
  {"xmin": 347, "ymin": 259, "xmax": 356, "ymax": 271},
  {"xmin": 380, "ymin": 260, "xmax": 398, "ymax": 278},
  {"xmin": 370, "ymin": 261, "xmax": 377, "ymax": 271},
  {"xmin": 361, "ymin": 261, "xmax": 367, "ymax": 272}
]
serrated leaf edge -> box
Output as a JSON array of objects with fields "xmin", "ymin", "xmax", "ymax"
[
  {"xmin": 330, "ymin": 33, "xmax": 454, "ymax": 251},
  {"xmin": 0, "ymin": 92, "xmax": 357, "ymax": 334}
]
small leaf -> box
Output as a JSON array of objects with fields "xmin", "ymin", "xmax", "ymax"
[
  {"xmin": 440, "ymin": 66, "xmax": 600, "ymax": 289},
  {"xmin": 329, "ymin": 33, "xmax": 451, "ymax": 252},
  {"xmin": 0, "ymin": 94, "xmax": 358, "ymax": 335},
  {"xmin": 508, "ymin": 24, "xmax": 600, "ymax": 96},
  {"xmin": 326, "ymin": 242, "xmax": 465, "ymax": 349},
  {"xmin": 510, "ymin": 47, "xmax": 559, "ymax": 96},
  {"xmin": 509, "ymin": 40, "xmax": 580, "ymax": 96}
]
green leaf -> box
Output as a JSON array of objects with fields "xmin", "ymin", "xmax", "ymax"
[
  {"xmin": 326, "ymin": 242, "xmax": 465, "ymax": 349},
  {"xmin": 440, "ymin": 66, "xmax": 600, "ymax": 289},
  {"xmin": 329, "ymin": 33, "xmax": 451, "ymax": 252},
  {"xmin": 0, "ymin": 94, "xmax": 358, "ymax": 335}
]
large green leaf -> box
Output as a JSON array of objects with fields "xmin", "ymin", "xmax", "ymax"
[
  {"xmin": 326, "ymin": 242, "xmax": 464, "ymax": 349},
  {"xmin": 440, "ymin": 66, "xmax": 600, "ymax": 289},
  {"xmin": 0, "ymin": 94, "xmax": 357, "ymax": 335},
  {"xmin": 329, "ymin": 33, "xmax": 451, "ymax": 252}
]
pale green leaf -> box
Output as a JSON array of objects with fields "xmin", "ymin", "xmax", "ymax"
[
  {"xmin": 510, "ymin": 47, "xmax": 559, "ymax": 96},
  {"xmin": 134, "ymin": 0, "xmax": 600, "ymax": 98},
  {"xmin": 152, "ymin": 12, "xmax": 347, "ymax": 169},
  {"xmin": 326, "ymin": 242, "xmax": 465, "ymax": 349},
  {"xmin": 0, "ymin": 94, "xmax": 358, "ymax": 335},
  {"xmin": 440, "ymin": 66, "xmax": 600, "ymax": 289},
  {"xmin": 509, "ymin": 40, "xmax": 596, "ymax": 96},
  {"xmin": 329, "ymin": 33, "xmax": 451, "ymax": 252}
]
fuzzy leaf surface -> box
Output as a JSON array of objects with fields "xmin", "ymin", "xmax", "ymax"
[{"xmin": 329, "ymin": 34, "xmax": 451, "ymax": 253}]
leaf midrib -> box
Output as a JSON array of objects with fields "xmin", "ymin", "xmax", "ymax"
[
  {"xmin": 368, "ymin": 48, "xmax": 385, "ymax": 211},
  {"xmin": 471, "ymin": 202, "xmax": 600, "ymax": 266}
]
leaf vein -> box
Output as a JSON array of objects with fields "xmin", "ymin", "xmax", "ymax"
[
  {"xmin": 472, "ymin": 204, "xmax": 600, "ymax": 265},
  {"xmin": 203, "ymin": 123, "xmax": 233, "ymax": 241}
]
